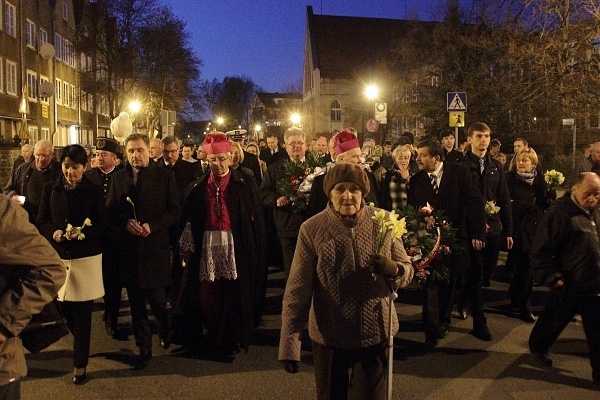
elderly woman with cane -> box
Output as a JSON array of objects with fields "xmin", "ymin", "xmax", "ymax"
[{"xmin": 279, "ymin": 163, "xmax": 415, "ymax": 400}]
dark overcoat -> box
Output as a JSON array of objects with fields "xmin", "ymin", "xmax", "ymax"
[
  {"xmin": 505, "ymin": 171, "xmax": 551, "ymax": 252},
  {"xmin": 180, "ymin": 168, "xmax": 266, "ymax": 349},
  {"xmin": 407, "ymin": 162, "xmax": 486, "ymax": 243},
  {"xmin": 37, "ymin": 175, "xmax": 107, "ymax": 260},
  {"xmin": 107, "ymin": 162, "xmax": 181, "ymax": 288}
]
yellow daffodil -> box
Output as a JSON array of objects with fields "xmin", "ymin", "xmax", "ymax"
[{"xmin": 372, "ymin": 209, "xmax": 386, "ymax": 224}]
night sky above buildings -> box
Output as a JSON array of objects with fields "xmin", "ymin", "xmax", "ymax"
[{"xmin": 162, "ymin": 0, "xmax": 452, "ymax": 92}]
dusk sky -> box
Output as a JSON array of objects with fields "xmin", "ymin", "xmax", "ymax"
[{"xmin": 162, "ymin": 0, "xmax": 451, "ymax": 92}]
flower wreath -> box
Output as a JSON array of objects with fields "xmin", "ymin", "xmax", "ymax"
[
  {"xmin": 276, "ymin": 151, "xmax": 325, "ymax": 214},
  {"xmin": 397, "ymin": 204, "xmax": 462, "ymax": 284}
]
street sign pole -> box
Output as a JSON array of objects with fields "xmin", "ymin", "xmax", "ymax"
[
  {"xmin": 563, "ymin": 118, "xmax": 576, "ymax": 170},
  {"xmin": 455, "ymin": 126, "xmax": 459, "ymax": 149}
]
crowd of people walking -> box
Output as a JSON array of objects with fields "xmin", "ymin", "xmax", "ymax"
[{"xmin": 1, "ymin": 119, "xmax": 599, "ymax": 399}]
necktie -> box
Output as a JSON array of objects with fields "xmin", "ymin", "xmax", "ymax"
[
  {"xmin": 479, "ymin": 158, "xmax": 485, "ymax": 174},
  {"xmin": 430, "ymin": 173, "xmax": 438, "ymax": 194}
]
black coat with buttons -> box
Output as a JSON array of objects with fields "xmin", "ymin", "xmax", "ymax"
[
  {"xmin": 106, "ymin": 162, "xmax": 181, "ymax": 289},
  {"xmin": 37, "ymin": 175, "xmax": 107, "ymax": 260},
  {"xmin": 458, "ymin": 152, "xmax": 513, "ymax": 237}
]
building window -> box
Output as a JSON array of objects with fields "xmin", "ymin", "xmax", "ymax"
[
  {"xmin": 5, "ymin": 2, "xmax": 16, "ymax": 37},
  {"xmin": 41, "ymin": 127, "xmax": 51, "ymax": 141},
  {"xmin": 26, "ymin": 20, "xmax": 36, "ymax": 49},
  {"xmin": 28, "ymin": 125, "xmax": 39, "ymax": 142},
  {"xmin": 81, "ymin": 90, "xmax": 87, "ymax": 111},
  {"xmin": 62, "ymin": 1, "xmax": 69, "ymax": 21},
  {"xmin": 27, "ymin": 71, "xmax": 37, "ymax": 101},
  {"xmin": 63, "ymin": 81, "xmax": 70, "ymax": 107},
  {"xmin": 70, "ymin": 43, "xmax": 76, "ymax": 67},
  {"xmin": 71, "ymin": 84, "xmax": 77, "ymax": 109},
  {"xmin": 55, "ymin": 78, "xmax": 62, "ymax": 104},
  {"xmin": 0, "ymin": 58, "xmax": 3, "ymax": 93},
  {"xmin": 40, "ymin": 29, "xmax": 48, "ymax": 45},
  {"xmin": 63, "ymin": 39, "xmax": 69, "ymax": 63},
  {"xmin": 330, "ymin": 99, "xmax": 342, "ymax": 122},
  {"xmin": 40, "ymin": 76, "xmax": 50, "ymax": 103},
  {"xmin": 6, "ymin": 60, "xmax": 17, "ymax": 96},
  {"xmin": 54, "ymin": 33, "xmax": 62, "ymax": 60}
]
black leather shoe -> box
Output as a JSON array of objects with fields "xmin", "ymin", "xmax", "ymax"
[
  {"xmin": 131, "ymin": 350, "xmax": 152, "ymax": 370},
  {"xmin": 457, "ymin": 306, "xmax": 468, "ymax": 320},
  {"xmin": 519, "ymin": 311, "xmax": 536, "ymax": 323},
  {"xmin": 72, "ymin": 371, "xmax": 87, "ymax": 385},
  {"xmin": 440, "ymin": 324, "xmax": 449, "ymax": 338},
  {"xmin": 424, "ymin": 337, "xmax": 438, "ymax": 349},
  {"xmin": 159, "ymin": 336, "xmax": 170, "ymax": 350},
  {"xmin": 531, "ymin": 352, "xmax": 553, "ymax": 368},
  {"xmin": 471, "ymin": 324, "xmax": 492, "ymax": 341},
  {"xmin": 105, "ymin": 325, "xmax": 114, "ymax": 337}
]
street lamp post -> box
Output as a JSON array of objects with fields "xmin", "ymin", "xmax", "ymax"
[{"xmin": 365, "ymin": 84, "xmax": 379, "ymax": 141}]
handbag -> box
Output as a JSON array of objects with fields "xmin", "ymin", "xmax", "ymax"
[{"xmin": 20, "ymin": 298, "xmax": 69, "ymax": 354}]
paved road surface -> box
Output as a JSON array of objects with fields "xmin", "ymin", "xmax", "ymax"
[{"xmin": 21, "ymin": 264, "xmax": 598, "ymax": 400}]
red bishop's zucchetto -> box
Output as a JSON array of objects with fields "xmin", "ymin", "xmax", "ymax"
[
  {"xmin": 333, "ymin": 129, "xmax": 360, "ymax": 159},
  {"xmin": 203, "ymin": 132, "xmax": 232, "ymax": 154}
]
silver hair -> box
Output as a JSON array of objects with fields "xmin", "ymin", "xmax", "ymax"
[{"xmin": 284, "ymin": 127, "xmax": 306, "ymax": 144}]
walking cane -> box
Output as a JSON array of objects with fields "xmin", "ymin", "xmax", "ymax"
[{"xmin": 386, "ymin": 283, "xmax": 399, "ymax": 400}]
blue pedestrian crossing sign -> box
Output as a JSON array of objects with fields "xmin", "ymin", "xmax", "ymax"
[{"xmin": 447, "ymin": 92, "xmax": 467, "ymax": 111}]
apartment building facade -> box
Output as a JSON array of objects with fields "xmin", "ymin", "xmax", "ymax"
[{"xmin": 0, "ymin": 0, "xmax": 110, "ymax": 148}]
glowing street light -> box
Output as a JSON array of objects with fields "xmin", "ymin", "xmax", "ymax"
[
  {"xmin": 129, "ymin": 100, "xmax": 142, "ymax": 133},
  {"xmin": 365, "ymin": 85, "xmax": 379, "ymax": 100},
  {"xmin": 290, "ymin": 113, "xmax": 301, "ymax": 125},
  {"xmin": 129, "ymin": 100, "xmax": 141, "ymax": 114},
  {"xmin": 255, "ymin": 124, "xmax": 261, "ymax": 132}
]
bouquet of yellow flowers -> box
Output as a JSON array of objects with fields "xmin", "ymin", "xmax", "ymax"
[
  {"xmin": 371, "ymin": 209, "xmax": 407, "ymax": 281},
  {"xmin": 544, "ymin": 169, "xmax": 565, "ymax": 190},
  {"xmin": 485, "ymin": 200, "xmax": 500, "ymax": 216},
  {"xmin": 64, "ymin": 218, "xmax": 92, "ymax": 240},
  {"xmin": 372, "ymin": 209, "xmax": 407, "ymax": 254}
]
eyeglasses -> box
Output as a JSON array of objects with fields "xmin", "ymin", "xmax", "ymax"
[
  {"xmin": 286, "ymin": 142, "xmax": 305, "ymax": 147},
  {"xmin": 34, "ymin": 153, "xmax": 52, "ymax": 158}
]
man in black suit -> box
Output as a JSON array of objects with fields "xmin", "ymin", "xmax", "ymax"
[
  {"xmin": 458, "ymin": 122, "xmax": 514, "ymax": 324},
  {"xmin": 260, "ymin": 133, "xmax": 286, "ymax": 166},
  {"xmin": 107, "ymin": 134, "xmax": 181, "ymax": 370},
  {"xmin": 158, "ymin": 136, "xmax": 199, "ymax": 199},
  {"xmin": 407, "ymin": 139, "xmax": 487, "ymax": 346},
  {"xmin": 86, "ymin": 137, "xmax": 126, "ymax": 339},
  {"xmin": 260, "ymin": 128, "xmax": 307, "ymax": 279}
]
